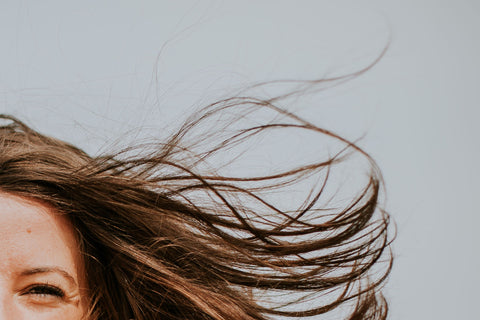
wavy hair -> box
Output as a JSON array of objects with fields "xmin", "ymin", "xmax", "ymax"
[{"xmin": 0, "ymin": 87, "xmax": 392, "ymax": 319}]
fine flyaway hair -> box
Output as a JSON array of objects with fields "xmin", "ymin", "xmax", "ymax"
[{"xmin": 0, "ymin": 73, "xmax": 393, "ymax": 319}]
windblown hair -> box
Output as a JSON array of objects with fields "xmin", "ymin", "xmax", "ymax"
[{"xmin": 0, "ymin": 93, "xmax": 392, "ymax": 319}]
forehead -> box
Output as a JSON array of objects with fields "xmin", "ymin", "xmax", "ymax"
[{"xmin": 0, "ymin": 193, "xmax": 80, "ymax": 275}]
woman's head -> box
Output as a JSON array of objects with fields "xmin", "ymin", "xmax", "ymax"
[
  {"xmin": 0, "ymin": 108, "xmax": 392, "ymax": 320},
  {"xmin": 0, "ymin": 115, "xmax": 261, "ymax": 319}
]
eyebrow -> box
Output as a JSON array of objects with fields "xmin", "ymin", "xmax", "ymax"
[{"xmin": 20, "ymin": 267, "xmax": 78, "ymax": 287}]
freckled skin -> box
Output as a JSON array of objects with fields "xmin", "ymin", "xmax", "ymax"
[{"xmin": 0, "ymin": 193, "xmax": 87, "ymax": 319}]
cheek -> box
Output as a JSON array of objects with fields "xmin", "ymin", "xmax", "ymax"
[
  {"xmin": 26, "ymin": 308, "xmax": 85, "ymax": 320},
  {"xmin": 0, "ymin": 300, "xmax": 85, "ymax": 320}
]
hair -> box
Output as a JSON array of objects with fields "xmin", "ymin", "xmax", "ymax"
[{"xmin": 0, "ymin": 89, "xmax": 392, "ymax": 319}]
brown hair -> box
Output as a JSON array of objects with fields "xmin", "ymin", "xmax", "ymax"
[{"xmin": 0, "ymin": 94, "xmax": 392, "ymax": 319}]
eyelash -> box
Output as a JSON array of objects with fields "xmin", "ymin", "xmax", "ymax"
[{"xmin": 24, "ymin": 284, "xmax": 65, "ymax": 298}]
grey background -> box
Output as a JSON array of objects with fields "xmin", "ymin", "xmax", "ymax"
[{"xmin": 1, "ymin": 1, "xmax": 479, "ymax": 319}]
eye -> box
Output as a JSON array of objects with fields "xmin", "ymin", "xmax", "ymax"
[{"xmin": 24, "ymin": 284, "xmax": 65, "ymax": 299}]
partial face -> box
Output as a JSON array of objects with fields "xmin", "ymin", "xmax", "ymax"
[{"xmin": 0, "ymin": 193, "xmax": 87, "ymax": 319}]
